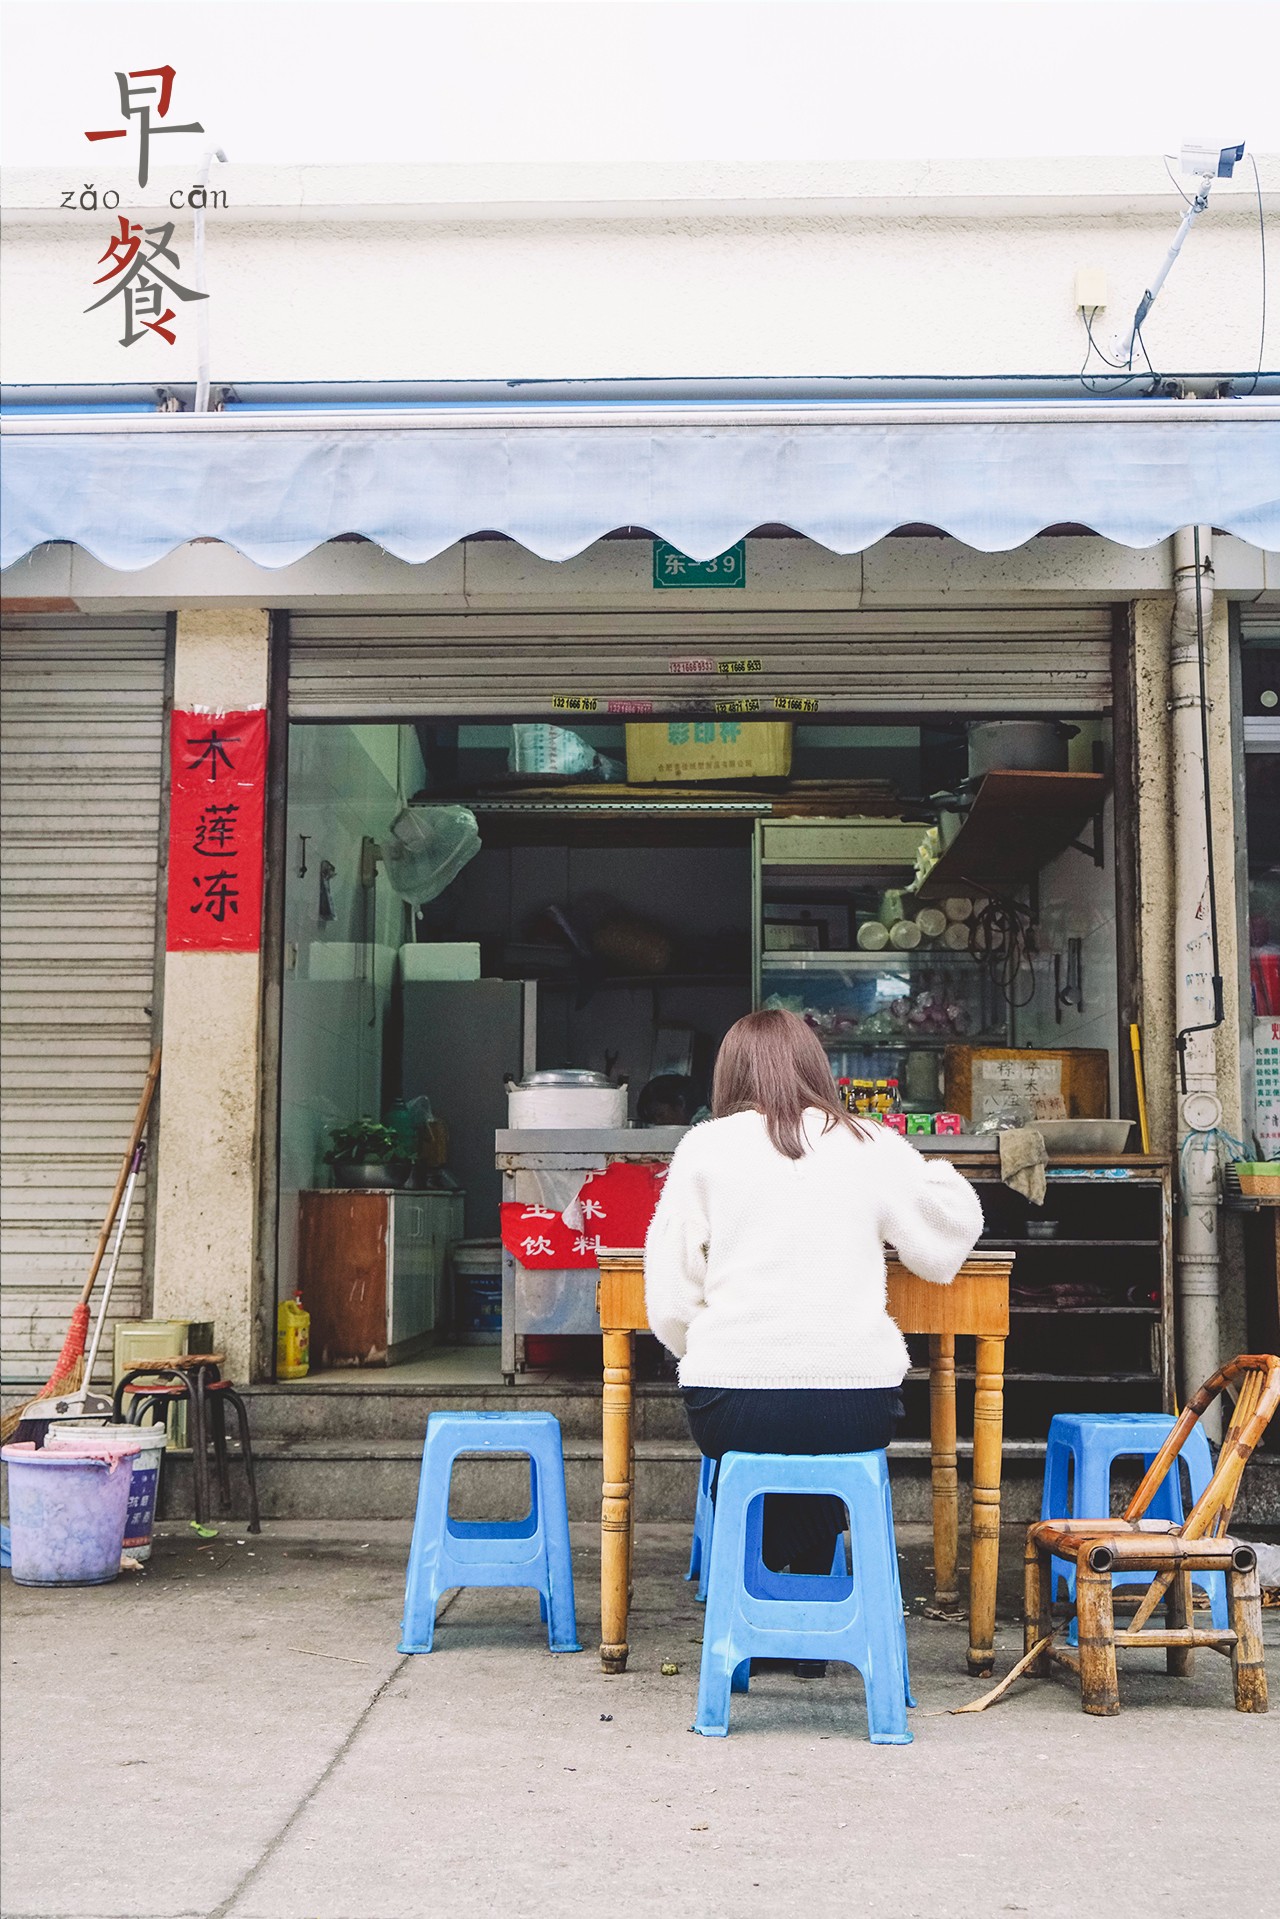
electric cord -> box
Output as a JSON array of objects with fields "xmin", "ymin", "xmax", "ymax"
[
  {"xmin": 969, "ymin": 894, "xmax": 1038, "ymax": 1011},
  {"xmin": 1243, "ymin": 152, "xmax": 1268, "ymax": 395},
  {"xmin": 1162, "ymin": 155, "xmax": 1194, "ymax": 208},
  {"xmin": 1078, "ymin": 305, "xmax": 1157, "ymax": 396},
  {"xmin": 1132, "ymin": 318, "xmax": 1162, "ymax": 384}
]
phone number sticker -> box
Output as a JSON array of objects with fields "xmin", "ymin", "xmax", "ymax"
[
  {"xmin": 773, "ymin": 696, "xmax": 819, "ymax": 713},
  {"xmin": 716, "ymin": 658, "xmax": 763, "ymax": 675},
  {"xmin": 713, "ymin": 698, "xmax": 762, "ymax": 716},
  {"xmin": 551, "ymin": 696, "xmax": 599, "ymax": 712}
]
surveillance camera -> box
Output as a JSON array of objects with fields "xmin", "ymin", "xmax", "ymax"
[{"xmin": 1179, "ymin": 140, "xmax": 1245, "ymax": 179}]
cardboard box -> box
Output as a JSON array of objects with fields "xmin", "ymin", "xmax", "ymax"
[
  {"xmin": 943, "ymin": 1045, "xmax": 1111, "ymax": 1124},
  {"xmin": 625, "ymin": 721, "xmax": 792, "ymax": 784}
]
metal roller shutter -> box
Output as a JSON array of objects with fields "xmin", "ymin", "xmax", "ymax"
[
  {"xmin": 1240, "ymin": 602, "xmax": 1280, "ymax": 645},
  {"xmin": 0, "ymin": 615, "xmax": 167, "ymax": 1387},
  {"xmin": 287, "ymin": 607, "xmax": 1114, "ymax": 720}
]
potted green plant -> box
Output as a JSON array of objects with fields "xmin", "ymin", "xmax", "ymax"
[{"xmin": 324, "ymin": 1119, "xmax": 413, "ymax": 1190}]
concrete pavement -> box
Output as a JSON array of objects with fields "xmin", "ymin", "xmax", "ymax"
[{"xmin": 2, "ymin": 1520, "xmax": 1277, "ymax": 1919}]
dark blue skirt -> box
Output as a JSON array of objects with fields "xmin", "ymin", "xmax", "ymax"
[{"xmin": 681, "ymin": 1384, "xmax": 903, "ymax": 1573}]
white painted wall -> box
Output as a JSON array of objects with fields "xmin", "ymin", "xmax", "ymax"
[
  {"xmin": 2, "ymin": 158, "xmax": 1274, "ymax": 386},
  {"xmin": 151, "ymin": 610, "xmax": 270, "ymax": 1381}
]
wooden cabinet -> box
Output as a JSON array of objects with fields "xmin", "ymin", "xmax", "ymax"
[{"xmin": 296, "ymin": 1189, "xmax": 464, "ymax": 1369}]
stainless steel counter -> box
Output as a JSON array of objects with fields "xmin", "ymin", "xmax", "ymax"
[
  {"xmin": 495, "ymin": 1126, "xmax": 689, "ymax": 1164},
  {"xmin": 495, "ymin": 1126, "xmax": 687, "ymax": 1378}
]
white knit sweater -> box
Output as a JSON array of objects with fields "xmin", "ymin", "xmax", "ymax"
[{"xmin": 644, "ymin": 1108, "xmax": 984, "ymax": 1389}]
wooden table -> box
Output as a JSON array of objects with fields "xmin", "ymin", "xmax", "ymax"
[{"xmin": 596, "ymin": 1250, "xmax": 1013, "ymax": 1678}]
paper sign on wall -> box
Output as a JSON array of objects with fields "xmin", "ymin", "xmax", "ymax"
[
  {"xmin": 166, "ymin": 707, "xmax": 268, "ymax": 952},
  {"xmin": 971, "ymin": 1055, "xmax": 1067, "ymax": 1125},
  {"xmin": 1255, "ymin": 1019, "xmax": 1280, "ymax": 1159}
]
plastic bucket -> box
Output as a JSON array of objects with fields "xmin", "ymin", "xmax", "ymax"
[
  {"xmin": 1, "ymin": 1443, "xmax": 135, "ymax": 1586},
  {"xmin": 48, "ymin": 1424, "xmax": 164, "ymax": 1561},
  {"xmin": 460, "ymin": 1274, "xmax": 502, "ymax": 1343},
  {"xmin": 453, "ymin": 1240, "xmax": 503, "ymax": 1344}
]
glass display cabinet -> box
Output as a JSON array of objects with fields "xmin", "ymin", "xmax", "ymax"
[{"xmin": 752, "ymin": 817, "xmax": 1012, "ymax": 1114}]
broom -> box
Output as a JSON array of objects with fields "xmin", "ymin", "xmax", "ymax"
[{"xmin": 1, "ymin": 1047, "xmax": 161, "ymax": 1442}]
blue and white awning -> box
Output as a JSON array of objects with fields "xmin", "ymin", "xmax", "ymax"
[{"xmin": 2, "ymin": 402, "xmax": 1278, "ymax": 571}]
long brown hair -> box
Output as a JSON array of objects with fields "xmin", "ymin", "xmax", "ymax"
[{"xmin": 711, "ymin": 1009, "xmax": 871, "ymax": 1159}]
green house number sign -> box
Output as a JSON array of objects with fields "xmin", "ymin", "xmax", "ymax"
[{"xmin": 652, "ymin": 540, "xmax": 746, "ymax": 589}]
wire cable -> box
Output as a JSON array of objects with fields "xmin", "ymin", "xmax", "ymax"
[
  {"xmin": 1162, "ymin": 155, "xmax": 1194, "ymax": 208},
  {"xmin": 1243, "ymin": 152, "xmax": 1268, "ymax": 394},
  {"xmin": 968, "ymin": 894, "xmax": 1038, "ymax": 1011},
  {"xmin": 1078, "ymin": 306, "xmax": 1151, "ymax": 396}
]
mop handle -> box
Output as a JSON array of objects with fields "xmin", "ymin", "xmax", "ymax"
[
  {"xmin": 81, "ymin": 1140, "xmax": 147, "ymax": 1388},
  {"xmin": 78, "ymin": 1047, "xmax": 161, "ymax": 1308},
  {"xmin": 1129, "ymin": 1022, "xmax": 1152, "ymax": 1155}
]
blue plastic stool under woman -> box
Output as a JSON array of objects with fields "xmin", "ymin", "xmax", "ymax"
[{"xmin": 693, "ymin": 1449, "xmax": 914, "ymax": 1743}]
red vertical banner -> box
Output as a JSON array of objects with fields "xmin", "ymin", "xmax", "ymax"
[{"xmin": 166, "ymin": 707, "xmax": 268, "ymax": 952}]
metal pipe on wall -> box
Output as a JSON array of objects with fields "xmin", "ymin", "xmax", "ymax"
[{"xmin": 1170, "ymin": 526, "xmax": 1224, "ymax": 1433}]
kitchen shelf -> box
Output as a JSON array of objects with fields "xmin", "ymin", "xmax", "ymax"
[
  {"xmin": 905, "ymin": 1368, "xmax": 1158, "ymax": 1385},
  {"xmin": 979, "ymin": 1237, "xmax": 1162, "ymax": 1249},
  {"xmin": 1008, "ymin": 1305, "xmax": 1161, "ymax": 1316},
  {"xmin": 916, "ymin": 770, "xmax": 1109, "ymax": 899},
  {"xmin": 814, "ymin": 1035, "xmax": 1003, "ymax": 1052},
  {"xmin": 537, "ymin": 972, "xmax": 743, "ymax": 990},
  {"xmin": 762, "ymin": 950, "xmax": 978, "ymax": 970}
]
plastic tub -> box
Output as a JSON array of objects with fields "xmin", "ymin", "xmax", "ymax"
[
  {"xmin": 452, "ymin": 1240, "xmax": 503, "ymax": 1344},
  {"xmin": 48, "ymin": 1424, "xmax": 164, "ymax": 1562},
  {"xmin": 1, "ymin": 1443, "xmax": 136, "ymax": 1586}
]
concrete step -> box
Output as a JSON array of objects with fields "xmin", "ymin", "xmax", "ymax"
[
  {"xmin": 155, "ymin": 1381, "xmax": 1280, "ymax": 1530},
  {"xmin": 238, "ymin": 1379, "xmax": 690, "ymax": 1444},
  {"xmin": 159, "ymin": 1436, "xmax": 702, "ymax": 1525},
  {"xmin": 155, "ymin": 1434, "xmax": 1090, "ymax": 1527}
]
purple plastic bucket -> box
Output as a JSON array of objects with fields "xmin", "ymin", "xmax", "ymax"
[
  {"xmin": 1, "ymin": 1444, "xmax": 132, "ymax": 1586},
  {"xmin": 47, "ymin": 1426, "xmax": 161, "ymax": 1561}
]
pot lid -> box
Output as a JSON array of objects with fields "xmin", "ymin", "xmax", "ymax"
[{"xmin": 512, "ymin": 1068, "xmax": 618, "ymax": 1089}]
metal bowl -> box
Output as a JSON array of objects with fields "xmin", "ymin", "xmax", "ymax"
[
  {"xmin": 332, "ymin": 1161, "xmax": 412, "ymax": 1189},
  {"xmin": 1035, "ymin": 1118, "xmax": 1133, "ymax": 1156}
]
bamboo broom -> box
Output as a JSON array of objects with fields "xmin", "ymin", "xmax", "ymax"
[{"xmin": 1, "ymin": 1047, "xmax": 161, "ymax": 1442}]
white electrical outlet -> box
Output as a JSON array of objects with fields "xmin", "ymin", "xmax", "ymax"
[{"xmin": 1074, "ymin": 268, "xmax": 1108, "ymax": 311}]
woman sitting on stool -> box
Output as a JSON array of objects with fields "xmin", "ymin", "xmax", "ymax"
[{"xmin": 644, "ymin": 1008, "xmax": 982, "ymax": 1646}]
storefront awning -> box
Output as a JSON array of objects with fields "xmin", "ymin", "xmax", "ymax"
[{"xmin": 2, "ymin": 402, "xmax": 1278, "ymax": 572}]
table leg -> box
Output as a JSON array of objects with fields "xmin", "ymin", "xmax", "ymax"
[
  {"xmin": 967, "ymin": 1333, "xmax": 1006, "ymax": 1676},
  {"xmin": 601, "ymin": 1328, "xmax": 634, "ymax": 1674},
  {"xmin": 928, "ymin": 1333, "xmax": 960, "ymax": 1609},
  {"xmin": 626, "ymin": 1431, "xmax": 637, "ymax": 1603}
]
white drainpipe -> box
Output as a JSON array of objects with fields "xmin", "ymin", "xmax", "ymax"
[{"xmin": 1169, "ymin": 525, "xmax": 1224, "ymax": 1433}]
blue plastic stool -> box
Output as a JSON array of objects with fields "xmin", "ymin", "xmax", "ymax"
[
  {"xmin": 693, "ymin": 1450, "xmax": 913, "ymax": 1743},
  {"xmin": 399, "ymin": 1411, "xmax": 581, "ymax": 1654},
  {"xmin": 686, "ymin": 1455, "xmax": 715, "ymax": 1602},
  {"xmin": 688, "ymin": 1453, "xmax": 849, "ymax": 1603},
  {"xmin": 1042, "ymin": 1412, "xmax": 1227, "ymax": 1631}
]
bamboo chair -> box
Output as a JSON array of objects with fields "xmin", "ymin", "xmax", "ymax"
[{"xmin": 1023, "ymin": 1354, "xmax": 1280, "ymax": 1716}]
